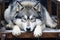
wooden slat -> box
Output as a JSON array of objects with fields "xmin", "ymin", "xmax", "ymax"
[
  {"xmin": 0, "ymin": 32, "xmax": 59, "ymax": 38},
  {"xmin": 47, "ymin": 0, "xmax": 52, "ymax": 15},
  {"xmin": 57, "ymin": 2, "xmax": 60, "ymax": 29},
  {"xmin": 0, "ymin": 28, "xmax": 60, "ymax": 38},
  {"xmin": 0, "ymin": 5, "xmax": 1, "ymax": 21},
  {"xmin": 1, "ymin": 0, "xmax": 5, "ymax": 20}
]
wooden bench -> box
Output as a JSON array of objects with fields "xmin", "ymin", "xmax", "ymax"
[
  {"xmin": 0, "ymin": 28, "xmax": 60, "ymax": 39},
  {"xmin": 0, "ymin": 0, "xmax": 60, "ymax": 39}
]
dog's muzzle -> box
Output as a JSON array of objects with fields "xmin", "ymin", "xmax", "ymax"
[{"xmin": 26, "ymin": 28, "xmax": 31, "ymax": 32}]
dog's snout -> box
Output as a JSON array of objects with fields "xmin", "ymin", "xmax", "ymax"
[
  {"xmin": 16, "ymin": 11, "xmax": 19, "ymax": 13},
  {"xmin": 26, "ymin": 28, "xmax": 31, "ymax": 31}
]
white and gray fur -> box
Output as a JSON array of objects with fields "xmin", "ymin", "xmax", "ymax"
[{"xmin": 4, "ymin": 0, "xmax": 57, "ymax": 37}]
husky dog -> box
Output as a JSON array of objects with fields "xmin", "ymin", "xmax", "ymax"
[
  {"xmin": 12, "ymin": 15, "xmax": 45, "ymax": 37},
  {"xmin": 4, "ymin": 0, "xmax": 57, "ymax": 37}
]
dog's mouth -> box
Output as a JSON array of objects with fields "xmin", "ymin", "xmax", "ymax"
[
  {"xmin": 20, "ymin": 26, "xmax": 36, "ymax": 32},
  {"xmin": 20, "ymin": 28, "xmax": 32, "ymax": 32}
]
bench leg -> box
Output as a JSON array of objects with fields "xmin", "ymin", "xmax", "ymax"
[{"xmin": 1, "ymin": 34, "xmax": 6, "ymax": 40}]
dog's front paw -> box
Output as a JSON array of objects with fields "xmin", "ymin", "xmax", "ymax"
[
  {"xmin": 12, "ymin": 25, "xmax": 21, "ymax": 36},
  {"xmin": 33, "ymin": 26, "xmax": 42, "ymax": 37},
  {"xmin": 6, "ymin": 24, "xmax": 12, "ymax": 28},
  {"xmin": 6, "ymin": 23, "xmax": 13, "ymax": 28},
  {"xmin": 34, "ymin": 30, "xmax": 42, "ymax": 37}
]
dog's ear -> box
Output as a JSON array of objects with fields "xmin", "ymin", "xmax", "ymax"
[
  {"xmin": 16, "ymin": 1, "xmax": 23, "ymax": 11},
  {"xmin": 34, "ymin": 3, "xmax": 41, "ymax": 12}
]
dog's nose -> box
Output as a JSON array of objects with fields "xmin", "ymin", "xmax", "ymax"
[{"xmin": 26, "ymin": 28, "xmax": 31, "ymax": 31}]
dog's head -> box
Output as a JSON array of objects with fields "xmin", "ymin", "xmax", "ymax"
[
  {"xmin": 14, "ymin": 15, "xmax": 41, "ymax": 32},
  {"xmin": 21, "ymin": 15, "xmax": 36, "ymax": 32},
  {"xmin": 11, "ymin": 1, "xmax": 42, "ymax": 32}
]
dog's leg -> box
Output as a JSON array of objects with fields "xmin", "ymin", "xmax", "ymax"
[
  {"xmin": 34, "ymin": 25, "xmax": 42, "ymax": 37},
  {"xmin": 6, "ymin": 21, "xmax": 14, "ymax": 28},
  {"xmin": 44, "ymin": 8, "xmax": 57, "ymax": 28},
  {"xmin": 4, "ymin": 5, "xmax": 14, "ymax": 28},
  {"xmin": 33, "ymin": 23, "xmax": 45, "ymax": 37},
  {"xmin": 33, "ymin": 19, "xmax": 45, "ymax": 37},
  {"xmin": 12, "ymin": 25, "xmax": 21, "ymax": 36},
  {"xmin": 4, "ymin": 5, "xmax": 11, "ymax": 23}
]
